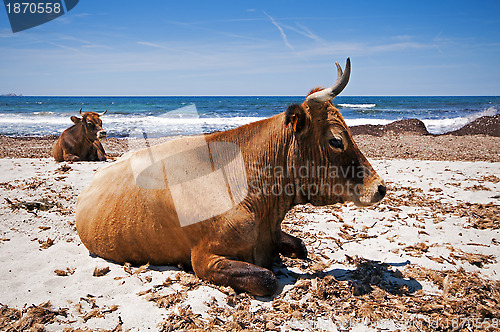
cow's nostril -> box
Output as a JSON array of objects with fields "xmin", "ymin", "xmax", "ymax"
[{"xmin": 378, "ymin": 185, "xmax": 386, "ymax": 198}]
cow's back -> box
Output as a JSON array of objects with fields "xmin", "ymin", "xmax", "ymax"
[
  {"xmin": 75, "ymin": 144, "xmax": 193, "ymax": 265},
  {"xmin": 53, "ymin": 128, "xmax": 72, "ymax": 162}
]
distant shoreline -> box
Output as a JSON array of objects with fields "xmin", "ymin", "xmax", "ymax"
[{"xmin": 0, "ymin": 93, "xmax": 22, "ymax": 97}]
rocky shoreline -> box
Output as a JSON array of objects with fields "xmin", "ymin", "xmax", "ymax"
[{"xmin": 1, "ymin": 116, "xmax": 499, "ymax": 162}]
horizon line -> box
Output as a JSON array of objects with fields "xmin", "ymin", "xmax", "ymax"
[{"xmin": 2, "ymin": 94, "xmax": 499, "ymax": 98}]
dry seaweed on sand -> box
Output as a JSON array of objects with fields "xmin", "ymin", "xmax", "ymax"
[
  {"xmin": 434, "ymin": 202, "xmax": 499, "ymax": 229},
  {"xmin": 4, "ymin": 197, "xmax": 58, "ymax": 214},
  {"xmin": 464, "ymin": 184, "xmax": 492, "ymax": 191},
  {"xmin": 79, "ymin": 294, "xmax": 98, "ymax": 309},
  {"xmin": 76, "ymin": 295, "xmax": 120, "ymax": 324},
  {"xmin": 448, "ymin": 248, "xmax": 496, "ymax": 268},
  {"xmin": 149, "ymin": 258, "xmax": 409, "ymax": 331},
  {"xmin": 21, "ymin": 178, "xmax": 46, "ymax": 190},
  {"xmin": 55, "ymin": 164, "xmax": 72, "ymax": 174},
  {"xmin": 122, "ymin": 262, "xmax": 150, "ymax": 276},
  {"xmin": 0, "ymin": 182, "xmax": 16, "ymax": 190},
  {"xmin": 403, "ymin": 266, "xmax": 500, "ymax": 328},
  {"xmin": 377, "ymin": 186, "xmax": 500, "ymax": 230},
  {"xmin": 93, "ymin": 266, "xmax": 110, "ymax": 277},
  {"xmin": 122, "ymin": 262, "xmax": 133, "ymax": 275},
  {"xmin": 145, "ymin": 290, "xmax": 188, "ymax": 309},
  {"xmin": 157, "ymin": 305, "xmax": 205, "ymax": 332},
  {"xmin": 115, "ymin": 262, "xmax": 153, "ymax": 283},
  {"xmin": 38, "ymin": 237, "xmax": 54, "ymax": 249},
  {"xmin": 138, "ymin": 272, "xmax": 204, "ymax": 309},
  {"xmin": 177, "ymin": 257, "xmax": 499, "ymax": 331},
  {"xmin": 0, "ymin": 157, "xmax": 498, "ymax": 331},
  {"xmin": 79, "ymin": 304, "xmax": 120, "ymax": 323},
  {"xmin": 132, "ymin": 262, "xmax": 149, "ymax": 276},
  {"xmin": 54, "ymin": 268, "xmax": 76, "ymax": 276},
  {"xmin": 82, "ymin": 308, "xmax": 103, "ymax": 322},
  {"xmin": 404, "ymin": 242, "xmax": 430, "ymax": 257},
  {"xmin": 0, "ymin": 301, "xmax": 67, "ymax": 331},
  {"xmin": 476, "ymin": 174, "xmax": 500, "ymax": 184},
  {"xmin": 0, "ymin": 304, "xmax": 21, "ymax": 329},
  {"xmin": 159, "ymin": 272, "xmax": 204, "ymax": 290},
  {"xmin": 30, "ymin": 256, "xmax": 494, "ymax": 332}
]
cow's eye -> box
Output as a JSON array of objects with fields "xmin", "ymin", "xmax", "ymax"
[
  {"xmin": 329, "ymin": 137, "xmax": 344, "ymax": 150},
  {"xmin": 87, "ymin": 122, "xmax": 95, "ymax": 128}
]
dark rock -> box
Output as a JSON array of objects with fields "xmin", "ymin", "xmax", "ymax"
[
  {"xmin": 447, "ymin": 114, "xmax": 500, "ymax": 137},
  {"xmin": 351, "ymin": 119, "xmax": 430, "ymax": 136}
]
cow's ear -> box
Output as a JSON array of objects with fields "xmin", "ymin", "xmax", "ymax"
[
  {"xmin": 71, "ymin": 116, "xmax": 81, "ymax": 124},
  {"xmin": 284, "ymin": 104, "xmax": 307, "ymax": 133}
]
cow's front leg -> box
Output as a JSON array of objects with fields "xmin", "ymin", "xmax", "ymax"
[
  {"xmin": 93, "ymin": 141, "xmax": 107, "ymax": 161},
  {"xmin": 191, "ymin": 246, "xmax": 277, "ymax": 296},
  {"xmin": 63, "ymin": 153, "xmax": 80, "ymax": 162},
  {"xmin": 280, "ymin": 231, "xmax": 307, "ymax": 259},
  {"xmin": 96, "ymin": 150, "xmax": 107, "ymax": 161}
]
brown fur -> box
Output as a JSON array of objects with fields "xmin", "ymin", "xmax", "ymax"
[
  {"xmin": 52, "ymin": 111, "xmax": 107, "ymax": 162},
  {"xmin": 76, "ymin": 95, "xmax": 385, "ymax": 296}
]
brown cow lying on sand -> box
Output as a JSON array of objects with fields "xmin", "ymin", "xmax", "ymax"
[
  {"xmin": 76, "ymin": 58, "xmax": 386, "ymax": 296},
  {"xmin": 52, "ymin": 109, "xmax": 107, "ymax": 162}
]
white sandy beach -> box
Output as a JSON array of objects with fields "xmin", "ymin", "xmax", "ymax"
[{"xmin": 0, "ymin": 157, "xmax": 499, "ymax": 331}]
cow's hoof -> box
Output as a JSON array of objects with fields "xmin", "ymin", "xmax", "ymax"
[
  {"xmin": 250, "ymin": 270, "xmax": 278, "ymax": 297},
  {"xmin": 280, "ymin": 231, "xmax": 308, "ymax": 259}
]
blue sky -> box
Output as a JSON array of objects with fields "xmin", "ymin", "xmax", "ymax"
[{"xmin": 1, "ymin": 0, "xmax": 499, "ymax": 96}]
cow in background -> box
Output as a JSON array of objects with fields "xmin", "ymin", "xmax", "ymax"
[{"xmin": 52, "ymin": 109, "xmax": 107, "ymax": 162}]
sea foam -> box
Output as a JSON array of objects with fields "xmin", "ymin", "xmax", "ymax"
[
  {"xmin": 338, "ymin": 103, "xmax": 376, "ymax": 109},
  {"xmin": 422, "ymin": 107, "xmax": 498, "ymax": 134}
]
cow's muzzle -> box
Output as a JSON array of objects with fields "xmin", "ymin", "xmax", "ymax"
[
  {"xmin": 97, "ymin": 130, "xmax": 107, "ymax": 139},
  {"xmin": 377, "ymin": 184, "xmax": 387, "ymax": 199},
  {"xmin": 353, "ymin": 177, "xmax": 386, "ymax": 207}
]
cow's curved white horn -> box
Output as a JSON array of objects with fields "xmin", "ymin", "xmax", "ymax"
[
  {"xmin": 306, "ymin": 57, "xmax": 351, "ymax": 104},
  {"xmin": 79, "ymin": 108, "xmax": 83, "ymax": 116},
  {"xmin": 99, "ymin": 110, "xmax": 107, "ymax": 116}
]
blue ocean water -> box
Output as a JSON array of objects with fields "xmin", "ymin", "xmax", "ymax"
[{"xmin": 0, "ymin": 96, "xmax": 498, "ymax": 137}]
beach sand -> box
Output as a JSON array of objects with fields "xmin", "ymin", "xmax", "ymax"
[{"xmin": 0, "ymin": 125, "xmax": 499, "ymax": 331}]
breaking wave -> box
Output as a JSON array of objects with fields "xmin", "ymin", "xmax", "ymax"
[{"xmin": 338, "ymin": 103, "xmax": 376, "ymax": 109}]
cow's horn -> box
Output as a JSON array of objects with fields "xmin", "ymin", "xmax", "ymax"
[
  {"xmin": 79, "ymin": 108, "xmax": 83, "ymax": 116},
  {"xmin": 99, "ymin": 110, "xmax": 107, "ymax": 116},
  {"xmin": 306, "ymin": 58, "xmax": 351, "ymax": 104}
]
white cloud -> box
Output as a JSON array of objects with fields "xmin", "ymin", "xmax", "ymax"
[
  {"xmin": 264, "ymin": 12, "xmax": 294, "ymax": 51},
  {"xmin": 57, "ymin": 35, "xmax": 113, "ymax": 50},
  {"xmin": 137, "ymin": 41, "xmax": 168, "ymax": 49},
  {"xmin": 284, "ymin": 23, "xmax": 324, "ymax": 43},
  {"xmin": 295, "ymin": 39, "xmax": 436, "ymax": 58},
  {"xmin": 48, "ymin": 41, "xmax": 82, "ymax": 53}
]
